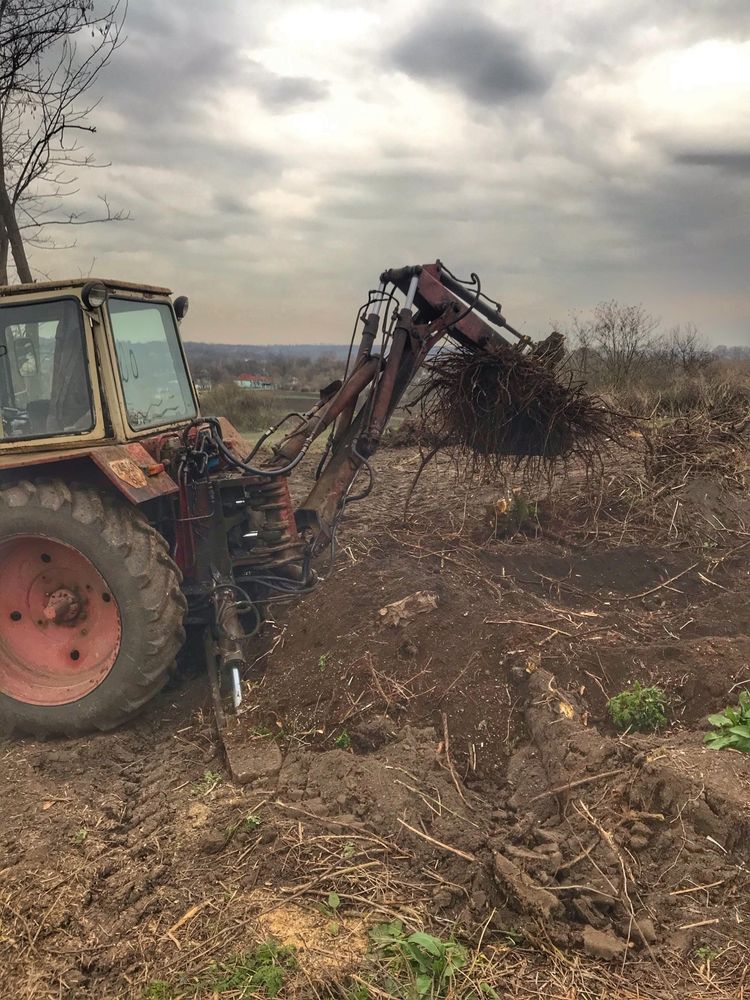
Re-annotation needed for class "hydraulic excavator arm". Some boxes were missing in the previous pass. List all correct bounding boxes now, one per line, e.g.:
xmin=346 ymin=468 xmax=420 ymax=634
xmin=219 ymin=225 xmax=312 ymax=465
xmin=265 ymin=261 xmax=533 ymax=546
xmin=193 ymin=261 xmax=558 ymax=761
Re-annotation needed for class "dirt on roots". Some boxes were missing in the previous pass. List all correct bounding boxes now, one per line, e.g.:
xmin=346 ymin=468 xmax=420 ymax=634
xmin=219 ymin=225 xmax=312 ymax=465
xmin=2 ymin=437 xmax=750 ymax=999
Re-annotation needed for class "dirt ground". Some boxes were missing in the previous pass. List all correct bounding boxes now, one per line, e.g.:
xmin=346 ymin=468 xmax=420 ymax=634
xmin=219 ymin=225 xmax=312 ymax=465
xmin=2 ymin=440 xmax=750 ymax=999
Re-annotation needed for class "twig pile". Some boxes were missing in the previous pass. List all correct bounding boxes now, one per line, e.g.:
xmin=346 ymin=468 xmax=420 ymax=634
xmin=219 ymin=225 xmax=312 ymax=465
xmin=416 ymin=344 xmax=623 ymax=474
xmin=645 ymin=411 xmax=750 ymax=490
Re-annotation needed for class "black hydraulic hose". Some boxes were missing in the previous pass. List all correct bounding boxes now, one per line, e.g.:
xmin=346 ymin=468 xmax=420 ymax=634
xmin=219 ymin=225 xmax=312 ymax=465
xmin=207 ymin=583 xmax=263 ymax=640
xmin=444 ymin=272 xmax=481 ymax=330
xmin=347 ymin=441 xmax=375 ymax=503
xmin=204 ymin=416 xmax=313 ymax=478
xmin=246 ymin=411 xmax=308 ymax=463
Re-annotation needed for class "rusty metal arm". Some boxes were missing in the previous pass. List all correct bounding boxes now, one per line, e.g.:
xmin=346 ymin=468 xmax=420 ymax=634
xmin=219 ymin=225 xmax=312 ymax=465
xmin=264 ymin=356 xmax=380 ymax=470
xmin=385 ymin=262 xmax=532 ymax=351
xmin=295 ymin=261 xmax=534 ymax=546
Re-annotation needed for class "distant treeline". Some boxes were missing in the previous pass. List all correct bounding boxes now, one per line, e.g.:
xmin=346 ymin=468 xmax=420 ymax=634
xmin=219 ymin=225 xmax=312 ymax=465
xmin=184 ymin=341 xmax=352 ymax=391
xmin=185 ymin=322 xmax=750 ymax=396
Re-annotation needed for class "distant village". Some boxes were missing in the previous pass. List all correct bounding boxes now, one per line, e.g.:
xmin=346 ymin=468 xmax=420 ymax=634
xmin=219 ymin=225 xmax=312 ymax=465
xmin=186 ymin=341 xmax=350 ymax=396
xmin=193 ymin=372 xmax=283 ymax=393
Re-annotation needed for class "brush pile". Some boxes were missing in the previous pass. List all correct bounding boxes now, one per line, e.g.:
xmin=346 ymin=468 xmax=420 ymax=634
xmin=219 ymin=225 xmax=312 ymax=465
xmin=416 ymin=343 xmax=622 ymax=473
xmin=645 ymin=410 xmax=750 ymax=491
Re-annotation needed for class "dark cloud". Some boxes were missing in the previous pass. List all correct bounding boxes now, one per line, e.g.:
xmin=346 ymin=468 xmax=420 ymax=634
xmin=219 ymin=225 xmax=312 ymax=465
xmin=103 ymin=3 xmax=247 ymax=126
xmin=388 ymin=6 xmax=550 ymax=104
xmin=673 ymin=149 xmax=750 ymax=175
xmin=245 ymin=62 xmax=329 ymax=109
xmin=36 ymin=0 xmax=749 ymax=348
xmin=213 ymin=193 xmax=256 ymax=215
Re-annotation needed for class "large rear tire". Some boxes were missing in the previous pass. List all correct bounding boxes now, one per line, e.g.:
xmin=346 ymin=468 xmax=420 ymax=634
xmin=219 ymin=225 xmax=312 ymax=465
xmin=0 ymin=479 xmax=186 ymax=737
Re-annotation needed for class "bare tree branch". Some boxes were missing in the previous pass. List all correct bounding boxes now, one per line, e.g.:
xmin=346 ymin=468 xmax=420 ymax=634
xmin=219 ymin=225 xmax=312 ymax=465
xmin=0 ymin=0 xmax=128 ymax=283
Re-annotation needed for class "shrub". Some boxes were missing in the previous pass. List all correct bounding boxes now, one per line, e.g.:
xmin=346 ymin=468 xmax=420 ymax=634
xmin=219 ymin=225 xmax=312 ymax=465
xmin=607 ymin=682 xmax=667 ymax=732
xmin=200 ymin=381 xmax=287 ymax=432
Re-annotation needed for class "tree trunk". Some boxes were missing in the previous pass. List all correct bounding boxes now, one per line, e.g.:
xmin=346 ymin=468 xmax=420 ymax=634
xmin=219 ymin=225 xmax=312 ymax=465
xmin=0 ymin=217 xmax=8 ymax=285
xmin=0 ymin=185 xmax=32 ymax=283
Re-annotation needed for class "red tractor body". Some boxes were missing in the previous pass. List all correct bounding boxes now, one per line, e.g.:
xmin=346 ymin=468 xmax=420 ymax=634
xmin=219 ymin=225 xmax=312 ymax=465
xmin=0 ymin=264 xmax=536 ymax=745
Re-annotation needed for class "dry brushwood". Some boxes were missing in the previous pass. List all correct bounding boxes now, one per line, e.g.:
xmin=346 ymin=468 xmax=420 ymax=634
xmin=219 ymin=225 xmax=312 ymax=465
xmin=414 ymin=343 xmax=625 ymax=476
xmin=644 ymin=411 xmax=750 ymax=491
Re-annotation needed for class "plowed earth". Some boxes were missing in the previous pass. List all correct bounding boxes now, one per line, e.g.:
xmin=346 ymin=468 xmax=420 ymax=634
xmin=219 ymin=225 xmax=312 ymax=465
xmin=2 ymin=444 xmax=750 ymax=999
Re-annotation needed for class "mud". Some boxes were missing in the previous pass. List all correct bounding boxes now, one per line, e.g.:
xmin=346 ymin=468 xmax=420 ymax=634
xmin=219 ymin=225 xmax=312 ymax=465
xmin=2 ymin=444 xmax=750 ymax=997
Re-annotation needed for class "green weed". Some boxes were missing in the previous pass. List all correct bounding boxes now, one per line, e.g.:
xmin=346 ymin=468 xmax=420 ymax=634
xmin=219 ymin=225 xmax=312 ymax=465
xmin=705 ymin=690 xmax=750 ymax=752
xmin=319 ymin=653 xmax=330 ymax=671
xmin=143 ymin=983 xmax=174 ymax=1000
xmin=72 ymin=827 xmax=88 ymax=845
xmin=226 ymin=812 xmax=263 ymax=840
xmin=607 ymin=682 xmax=667 ymax=732
xmin=192 ymin=770 xmax=223 ymax=796
xmin=341 ymin=988 xmax=370 ymax=1000
xmin=204 ymin=940 xmax=297 ymax=997
xmin=367 ymin=920 xmax=467 ymax=998
xmin=318 ymin=891 xmax=341 ymax=918
xmin=334 ymin=730 xmax=352 ymax=750
xmin=695 ymin=945 xmax=720 ymax=964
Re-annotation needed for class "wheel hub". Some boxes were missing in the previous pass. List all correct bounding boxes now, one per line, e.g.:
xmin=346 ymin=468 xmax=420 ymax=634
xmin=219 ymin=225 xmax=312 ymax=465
xmin=43 ymin=589 xmax=81 ymax=624
xmin=0 ymin=535 xmax=122 ymax=706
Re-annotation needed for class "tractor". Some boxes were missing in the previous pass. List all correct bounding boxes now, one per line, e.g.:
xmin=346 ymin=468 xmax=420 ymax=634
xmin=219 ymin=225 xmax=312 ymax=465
xmin=0 ymin=264 xmax=540 ymax=741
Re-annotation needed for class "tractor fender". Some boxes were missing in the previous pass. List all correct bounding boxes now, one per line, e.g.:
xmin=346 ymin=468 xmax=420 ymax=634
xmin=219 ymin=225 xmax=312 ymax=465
xmin=0 ymin=443 xmax=179 ymax=505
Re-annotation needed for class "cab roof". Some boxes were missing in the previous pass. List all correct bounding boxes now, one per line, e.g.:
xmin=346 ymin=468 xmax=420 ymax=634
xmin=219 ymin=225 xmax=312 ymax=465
xmin=0 ymin=277 xmax=172 ymax=298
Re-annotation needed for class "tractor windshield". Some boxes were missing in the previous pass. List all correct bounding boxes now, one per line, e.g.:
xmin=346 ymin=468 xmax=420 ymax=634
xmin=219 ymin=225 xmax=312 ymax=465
xmin=0 ymin=298 xmax=94 ymax=441
xmin=108 ymin=298 xmax=197 ymax=430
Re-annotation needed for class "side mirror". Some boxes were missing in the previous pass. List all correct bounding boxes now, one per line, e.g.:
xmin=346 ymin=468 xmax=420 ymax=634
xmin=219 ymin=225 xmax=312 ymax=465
xmin=174 ymin=295 xmax=189 ymax=321
xmin=13 ymin=336 xmax=38 ymax=377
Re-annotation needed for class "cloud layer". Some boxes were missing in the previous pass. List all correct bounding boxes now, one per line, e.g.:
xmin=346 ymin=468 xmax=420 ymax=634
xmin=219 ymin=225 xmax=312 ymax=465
xmin=39 ymin=0 xmax=750 ymax=346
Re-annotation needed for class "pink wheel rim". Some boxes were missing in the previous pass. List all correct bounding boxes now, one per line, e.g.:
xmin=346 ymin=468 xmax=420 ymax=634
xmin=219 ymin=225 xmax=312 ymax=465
xmin=0 ymin=535 xmax=122 ymax=706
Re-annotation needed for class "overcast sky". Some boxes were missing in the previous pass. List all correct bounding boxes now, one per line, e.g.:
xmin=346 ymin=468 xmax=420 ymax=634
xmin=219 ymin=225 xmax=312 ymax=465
xmin=61 ymin=0 xmax=750 ymax=346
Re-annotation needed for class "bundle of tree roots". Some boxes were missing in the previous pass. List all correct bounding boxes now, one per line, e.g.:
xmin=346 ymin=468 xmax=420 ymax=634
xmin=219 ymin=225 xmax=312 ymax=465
xmin=416 ymin=343 xmax=621 ymax=474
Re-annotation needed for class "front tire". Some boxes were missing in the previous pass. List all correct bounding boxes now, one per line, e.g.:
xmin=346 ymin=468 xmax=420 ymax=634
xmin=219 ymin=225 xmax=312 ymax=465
xmin=0 ymin=480 xmax=186 ymax=737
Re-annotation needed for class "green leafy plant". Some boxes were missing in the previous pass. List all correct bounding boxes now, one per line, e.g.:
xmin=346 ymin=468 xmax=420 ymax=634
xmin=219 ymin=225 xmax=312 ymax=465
xmin=204 ymin=940 xmax=297 ymax=997
xmin=695 ymin=945 xmax=720 ymax=964
xmin=192 ymin=770 xmax=222 ymax=796
xmin=319 ymin=890 xmax=341 ymax=919
xmin=73 ymin=827 xmax=88 ymax=845
xmin=503 ymin=928 xmax=525 ymax=947
xmin=318 ymin=653 xmax=330 ymax=671
xmin=368 ymin=920 xmax=466 ymax=998
xmin=338 ymin=988 xmax=370 ymax=1000
xmin=607 ymin=682 xmax=667 ymax=732
xmin=143 ymin=982 xmax=174 ymax=1000
xmin=705 ymin=690 xmax=750 ymax=752
xmin=334 ymin=730 xmax=352 ymax=750
xmin=226 ymin=812 xmax=262 ymax=840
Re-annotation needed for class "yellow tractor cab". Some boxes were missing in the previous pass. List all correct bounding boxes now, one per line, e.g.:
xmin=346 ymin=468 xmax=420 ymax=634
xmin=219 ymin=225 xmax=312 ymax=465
xmin=0 ymin=279 xmax=196 ymax=455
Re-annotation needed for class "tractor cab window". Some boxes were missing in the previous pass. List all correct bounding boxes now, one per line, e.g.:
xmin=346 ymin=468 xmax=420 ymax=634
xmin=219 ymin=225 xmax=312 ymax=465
xmin=0 ymin=299 xmax=94 ymax=441
xmin=109 ymin=298 xmax=197 ymax=430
